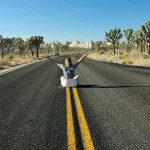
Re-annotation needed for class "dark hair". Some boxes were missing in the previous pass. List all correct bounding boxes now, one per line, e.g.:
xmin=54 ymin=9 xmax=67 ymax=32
xmin=65 ymin=57 xmax=72 ymax=65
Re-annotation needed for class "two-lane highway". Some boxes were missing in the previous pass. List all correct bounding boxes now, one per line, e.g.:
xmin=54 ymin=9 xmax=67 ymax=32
xmin=0 ymin=56 xmax=150 ymax=150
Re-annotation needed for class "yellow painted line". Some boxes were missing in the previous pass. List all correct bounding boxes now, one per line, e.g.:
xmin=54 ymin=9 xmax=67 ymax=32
xmin=66 ymin=87 xmax=76 ymax=150
xmin=72 ymin=87 xmax=94 ymax=150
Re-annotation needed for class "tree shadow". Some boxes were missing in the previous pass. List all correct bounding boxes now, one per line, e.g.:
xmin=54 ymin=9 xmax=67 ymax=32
xmin=77 ymin=84 xmax=150 ymax=88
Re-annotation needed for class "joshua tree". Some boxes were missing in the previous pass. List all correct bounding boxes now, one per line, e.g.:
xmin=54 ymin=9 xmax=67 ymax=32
xmin=95 ymin=41 xmax=102 ymax=51
xmin=15 ymin=38 xmax=26 ymax=57
xmin=27 ymin=38 xmax=35 ymax=56
xmin=62 ymin=44 xmax=69 ymax=52
xmin=120 ymin=41 xmax=126 ymax=51
xmin=105 ymin=28 xmax=123 ymax=54
xmin=0 ymin=36 xmax=14 ymax=58
xmin=0 ymin=35 xmax=5 ymax=58
xmin=53 ymin=42 xmax=62 ymax=55
xmin=133 ymin=30 xmax=141 ymax=51
xmin=28 ymin=36 xmax=44 ymax=58
xmin=139 ymin=27 xmax=146 ymax=53
xmin=4 ymin=38 xmax=14 ymax=54
xmin=124 ymin=29 xmax=134 ymax=52
xmin=145 ymin=21 xmax=150 ymax=54
xmin=141 ymin=21 xmax=150 ymax=54
xmin=66 ymin=41 xmax=71 ymax=46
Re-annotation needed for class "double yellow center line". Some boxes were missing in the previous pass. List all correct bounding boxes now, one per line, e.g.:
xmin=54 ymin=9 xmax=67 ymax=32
xmin=66 ymin=87 xmax=94 ymax=150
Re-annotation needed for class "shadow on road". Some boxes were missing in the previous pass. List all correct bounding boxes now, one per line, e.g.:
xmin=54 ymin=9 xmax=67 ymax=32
xmin=77 ymin=84 xmax=150 ymax=88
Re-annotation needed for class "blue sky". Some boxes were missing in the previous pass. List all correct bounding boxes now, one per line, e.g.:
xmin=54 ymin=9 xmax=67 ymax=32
xmin=0 ymin=0 xmax=150 ymax=43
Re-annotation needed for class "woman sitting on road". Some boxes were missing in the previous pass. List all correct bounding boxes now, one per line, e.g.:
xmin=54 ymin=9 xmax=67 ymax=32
xmin=50 ymin=52 xmax=90 ymax=86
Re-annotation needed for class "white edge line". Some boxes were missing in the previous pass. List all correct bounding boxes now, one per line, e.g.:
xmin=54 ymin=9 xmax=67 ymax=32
xmin=0 ymin=58 xmax=48 ymax=76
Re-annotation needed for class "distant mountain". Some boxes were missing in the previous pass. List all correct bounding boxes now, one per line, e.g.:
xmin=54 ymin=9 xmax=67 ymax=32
xmin=48 ymin=40 xmax=94 ymax=49
xmin=69 ymin=41 xmax=94 ymax=48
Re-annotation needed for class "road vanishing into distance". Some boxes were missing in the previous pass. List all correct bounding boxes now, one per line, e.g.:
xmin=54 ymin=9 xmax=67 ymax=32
xmin=0 ymin=56 xmax=150 ymax=150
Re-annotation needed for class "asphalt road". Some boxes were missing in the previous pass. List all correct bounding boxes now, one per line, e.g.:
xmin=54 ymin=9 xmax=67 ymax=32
xmin=0 ymin=56 xmax=150 ymax=150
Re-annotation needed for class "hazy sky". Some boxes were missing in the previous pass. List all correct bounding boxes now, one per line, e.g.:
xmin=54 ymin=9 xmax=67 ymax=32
xmin=0 ymin=0 xmax=150 ymax=43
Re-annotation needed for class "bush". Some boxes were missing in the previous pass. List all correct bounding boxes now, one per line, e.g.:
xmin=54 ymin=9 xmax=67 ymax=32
xmin=121 ymin=53 xmax=128 ymax=59
xmin=96 ymin=50 xmax=103 ymax=55
xmin=109 ymin=60 xmax=114 ymax=63
xmin=143 ymin=53 xmax=149 ymax=59
xmin=0 ymin=58 xmax=11 ymax=66
xmin=9 ymin=54 xmax=15 ymax=61
xmin=128 ymin=60 xmax=133 ymax=65
xmin=100 ymin=58 xmax=107 ymax=63
xmin=122 ymin=60 xmax=127 ymax=65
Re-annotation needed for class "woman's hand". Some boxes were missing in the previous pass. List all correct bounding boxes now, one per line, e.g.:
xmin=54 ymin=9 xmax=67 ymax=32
xmin=49 ymin=57 xmax=62 ymax=68
xmin=84 ymin=52 xmax=91 ymax=56
xmin=82 ymin=52 xmax=90 ymax=57
xmin=76 ymin=52 xmax=91 ymax=65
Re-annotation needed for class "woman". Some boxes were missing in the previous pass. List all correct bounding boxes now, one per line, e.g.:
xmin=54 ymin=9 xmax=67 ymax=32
xmin=50 ymin=52 xmax=90 ymax=86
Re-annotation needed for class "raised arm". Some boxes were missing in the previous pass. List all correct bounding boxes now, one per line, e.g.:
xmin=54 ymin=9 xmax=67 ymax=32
xmin=75 ymin=52 xmax=90 ymax=66
xmin=49 ymin=58 xmax=62 ymax=68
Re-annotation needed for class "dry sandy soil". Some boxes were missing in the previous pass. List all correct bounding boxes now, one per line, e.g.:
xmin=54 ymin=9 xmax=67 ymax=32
xmin=88 ymin=50 xmax=150 ymax=67
xmin=0 ymin=54 xmax=50 ymax=70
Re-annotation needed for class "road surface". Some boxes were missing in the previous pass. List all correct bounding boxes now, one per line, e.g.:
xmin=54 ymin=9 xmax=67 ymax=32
xmin=0 ymin=56 xmax=150 ymax=150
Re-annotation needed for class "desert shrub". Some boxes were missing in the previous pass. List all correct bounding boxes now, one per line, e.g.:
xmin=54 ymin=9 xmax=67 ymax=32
xmin=143 ymin=53 xmax=149 ymax=59
xmin=96 ymin=50 xmax=103 ymax=55
xmin=32 ymin=55 xmax=39 ymax=60
xmin=121 ymin=53 xmax=128 ymax=59
xmin=119 ymin=51 xmax=124 ymax=55
xmin=0 ymin=58 xmax=11 ymax=66
xmin=9 ymin=54 xmax=15 ymax=61
xmin=122 ymin=60 xmax=127 ymax=65
xmin=100 ymin=58 xmax=107 ymax=62
xmin=109 ymin=60 xmax=114 ymax=63
xmin=128 ymin=60 xmax=133 ymax=64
